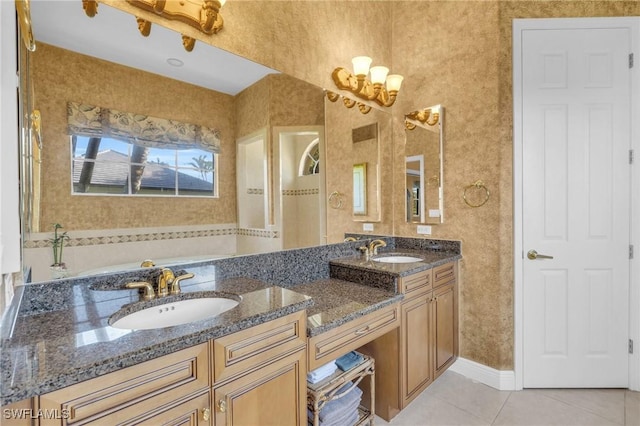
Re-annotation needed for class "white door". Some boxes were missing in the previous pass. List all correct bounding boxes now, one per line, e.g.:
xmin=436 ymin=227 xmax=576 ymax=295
xmin=521 ymin=26 xmax=631 ymax=387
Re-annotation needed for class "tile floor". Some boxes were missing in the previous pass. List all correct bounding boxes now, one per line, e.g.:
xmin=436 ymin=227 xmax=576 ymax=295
xmin=374 ymin=371 xmax=640 ymax=426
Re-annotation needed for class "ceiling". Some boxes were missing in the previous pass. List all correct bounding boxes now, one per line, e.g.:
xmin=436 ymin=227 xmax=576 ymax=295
xmin=29 ymin=0 xmax=279 ymax=95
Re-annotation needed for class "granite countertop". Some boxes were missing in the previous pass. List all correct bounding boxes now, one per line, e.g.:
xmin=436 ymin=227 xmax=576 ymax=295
xmin=329 ymin=249 xmax=462 ymax=293
xmin=292 ymin=279 xmax=403 ymax=337
xmin=330 ymin=248 xmax=461 ymax=277
xmin=0 ymin=244 xmax=460 ymax=406
xmin=0 ymin=277 xmax=312 ymax=406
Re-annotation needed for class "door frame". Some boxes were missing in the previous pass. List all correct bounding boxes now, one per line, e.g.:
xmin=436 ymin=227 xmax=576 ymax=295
xmin=513 ymin=17 xmax=640 ymax=391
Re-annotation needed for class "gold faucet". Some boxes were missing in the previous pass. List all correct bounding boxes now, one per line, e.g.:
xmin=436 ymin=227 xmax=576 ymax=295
xmin=125 ymin=281 xmax=155 ymax=300
xmin=170 ymin=272 xmax=195 ymax=295
xmin=157 ymin=268 xmax=174 ymax=298
xmin=140 ymin=259 xmax=155 ymax=267
xmin=369 ymin=239 xmax=387 ymax=255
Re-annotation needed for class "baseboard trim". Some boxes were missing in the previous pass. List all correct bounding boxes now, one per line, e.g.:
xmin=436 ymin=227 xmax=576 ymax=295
xmin=449 ymin=357 xmax=516 ymax=391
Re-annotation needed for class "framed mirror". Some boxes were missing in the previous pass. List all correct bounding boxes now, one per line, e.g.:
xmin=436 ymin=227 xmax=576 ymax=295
xmin=404 ymin=105 xmax=444 ymax=224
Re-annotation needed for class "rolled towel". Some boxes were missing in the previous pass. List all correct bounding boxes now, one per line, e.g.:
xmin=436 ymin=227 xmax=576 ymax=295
xmin=335 ymin=351 xmax=364 ymax=371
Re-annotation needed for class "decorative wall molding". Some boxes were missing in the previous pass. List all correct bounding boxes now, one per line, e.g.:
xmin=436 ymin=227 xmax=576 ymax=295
xmin=246 ymin=188 xmax=264 ymax=195
xmin=23 ymin=225 xmax=282 ymax=249
xmin=282 ymin=188 xmax=319 ymax=196
xmin=236 ymin=228 xmax=279 ymax=238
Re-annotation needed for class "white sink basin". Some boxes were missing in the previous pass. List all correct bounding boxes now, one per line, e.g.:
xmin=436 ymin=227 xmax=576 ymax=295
xmin=110 ymin=297 xmax=239 ymax=330
xmin=372 ymin=255 xmax=423 ymax=264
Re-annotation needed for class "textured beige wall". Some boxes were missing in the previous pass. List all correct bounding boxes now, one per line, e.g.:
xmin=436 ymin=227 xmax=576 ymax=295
xmin=392 ymin=1 xmax=640 ymax=370
xmin=32 ymin=43 xmax=236 ymax=232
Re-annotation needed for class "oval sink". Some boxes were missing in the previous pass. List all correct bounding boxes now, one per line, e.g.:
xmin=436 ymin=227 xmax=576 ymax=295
xmin=372 ymin=255 xmax=423 ymax=264
xmin=110 ymin=297 xmax=239 ymax=330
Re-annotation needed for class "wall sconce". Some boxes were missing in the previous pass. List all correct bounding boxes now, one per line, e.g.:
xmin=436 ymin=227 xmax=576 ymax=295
xmin=405 ymin=107 xmax=440 ymax=130
xmin=325 ymin=90 xmax=374 ymax=115
xmin=81 ymin=0 xmax=226 ymax=52
xmin=332 ymin=56 xmax=403 ymax=108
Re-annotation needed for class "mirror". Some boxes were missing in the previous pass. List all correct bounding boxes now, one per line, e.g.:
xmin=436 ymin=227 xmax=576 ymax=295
xmin=325 ymin=96 xmax=387 ymax=230
xmin=19 ymin=1 xmax=380 ymax=282
xmin=404 ymin=105 xmax=444 ymax=224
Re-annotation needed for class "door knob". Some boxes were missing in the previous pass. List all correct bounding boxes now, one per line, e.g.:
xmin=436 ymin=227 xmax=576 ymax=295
xmin=527 ymin=250 xmax=553 ymax=260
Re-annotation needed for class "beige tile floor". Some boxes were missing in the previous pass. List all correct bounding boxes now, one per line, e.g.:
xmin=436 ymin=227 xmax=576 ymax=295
xmin=375 ymin=371 xmax=640 ymax=426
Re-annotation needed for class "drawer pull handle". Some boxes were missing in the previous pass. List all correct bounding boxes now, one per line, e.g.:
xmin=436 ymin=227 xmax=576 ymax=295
xmin=202 ymin=407 xmax=211 ymax=420
xmin=355 ymin=325 xmax=370 ymax=335
xmin=218 ymin=399 xmax=227 ymax=413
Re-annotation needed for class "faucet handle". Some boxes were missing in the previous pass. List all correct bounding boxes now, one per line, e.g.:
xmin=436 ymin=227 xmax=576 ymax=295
xmin=358 ymin=246 xmax=370 ymax=259
xmin=171 ymin=272 xmax=195 ymax=295
xmin=140 ymin=259 xmax=155 ymax=267
xmin=125 ymin=281 xmax=155 ymax=300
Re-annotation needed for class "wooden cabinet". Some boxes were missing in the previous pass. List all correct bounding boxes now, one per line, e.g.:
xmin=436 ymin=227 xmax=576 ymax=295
xmin=401 ymin=291 xmax=433 ymax=403
xmin=432 ymin=262 xmax=458 ymax=378
xmin=1 ymin=398 xmax=38 ymax=426
xmin=213 ymin=349 xmax=306 ymax=426
xmin=39 ymin=343 xmax=211 ymax=425
xmin=358 ymin=261 xmax=458 ymax=421
xmin=433 ymin=282 xmax=456 ymax=377
xmin=212 ymin=310 xmax=307 ymax=426
xmin=36 ymin=310 xmax=308 ymax=426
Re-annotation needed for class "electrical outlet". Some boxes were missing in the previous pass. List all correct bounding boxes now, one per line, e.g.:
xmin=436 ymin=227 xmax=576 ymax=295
xmin=363 ymin=223 xmax=374 ymax=231
xmin=417 ymin=225 xmax=432 ymax=235
xmin=429 ymin=209 xmax=441 ymax=218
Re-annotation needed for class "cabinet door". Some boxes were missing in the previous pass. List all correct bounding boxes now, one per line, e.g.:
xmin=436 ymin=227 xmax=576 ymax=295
xmin=433 ymin=283 xmax=457 ymax=377
xmin=401 ymin=292 xmax=433 ymax=405
xmin=133 ymin=390 xmax=211 ymax=426
xmin=213 ymin=349 xmax=306 ymax=426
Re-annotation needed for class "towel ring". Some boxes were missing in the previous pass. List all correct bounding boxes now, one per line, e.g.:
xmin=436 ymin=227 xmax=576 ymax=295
xmin=328 ymin=191 xmax=344 ymax=209
xmin=463 ymin=180 xmax=490 ymax=208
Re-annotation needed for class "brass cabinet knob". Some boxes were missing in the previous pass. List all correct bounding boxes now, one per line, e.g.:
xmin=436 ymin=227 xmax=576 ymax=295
xmin=202 ymin=407 xmax=211 ymax=421
xmin=217 ymin=399 xmax=227 ymax=413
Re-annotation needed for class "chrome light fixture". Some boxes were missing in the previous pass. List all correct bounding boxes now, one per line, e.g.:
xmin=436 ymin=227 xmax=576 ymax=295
xmin=332 ymin=56 xmax=403 ymax=108
xmin=82 ymin=0 xmax=227 ymax=52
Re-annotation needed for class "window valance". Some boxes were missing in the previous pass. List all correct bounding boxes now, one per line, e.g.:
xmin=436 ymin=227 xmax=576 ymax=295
xmin=66 ymin=101 xmax=221 ymax=152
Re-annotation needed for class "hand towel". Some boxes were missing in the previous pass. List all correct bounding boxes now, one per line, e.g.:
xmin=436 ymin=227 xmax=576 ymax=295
xmin=335 ymin=351 xmax=364 ymax=371
xmin=307 ymin=360 xmax=338 ymax=384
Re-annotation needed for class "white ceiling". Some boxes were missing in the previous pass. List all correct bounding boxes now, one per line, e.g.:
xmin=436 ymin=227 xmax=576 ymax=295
xmin=29 ymin=0 xmax=279 ymax=95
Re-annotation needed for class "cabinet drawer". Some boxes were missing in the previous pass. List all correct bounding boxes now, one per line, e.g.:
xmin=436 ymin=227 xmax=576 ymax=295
xmin=213 ymin=310 xmax=306 ymax=384
xmin=307 ymin=303 xmax=399 ymax=371
xmin=433 ymin=262 xmax=456 ymax=288
xmin=39 ymin=343 xmax=209 ymax=425
xmin=399 ymin=269 xmax=432 ymax=296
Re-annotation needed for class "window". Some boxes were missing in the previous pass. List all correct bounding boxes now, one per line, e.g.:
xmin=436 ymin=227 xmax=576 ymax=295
xmin=71 ymin=136 xmax=217 ymax=197
xmin=66 ymin=101 xmax=221 ymax=198
xmin=299 ymin=138 xmax=320 ymax=176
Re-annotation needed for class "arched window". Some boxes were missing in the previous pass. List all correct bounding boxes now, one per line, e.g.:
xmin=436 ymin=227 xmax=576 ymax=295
xmin=299 ymin=138 xmax=320 ymax=176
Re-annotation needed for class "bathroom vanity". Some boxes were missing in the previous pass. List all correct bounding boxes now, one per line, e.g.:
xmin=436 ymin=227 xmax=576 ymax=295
xmin=1 ymin=237 xmax=460 ymax=425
